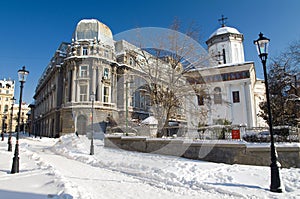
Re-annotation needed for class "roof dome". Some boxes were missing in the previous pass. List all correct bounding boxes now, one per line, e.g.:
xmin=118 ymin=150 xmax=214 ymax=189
xmin=73 ymin=19 xmax=113 ymax=42
xmin=208 ymin=26 xmax=241 ymax=39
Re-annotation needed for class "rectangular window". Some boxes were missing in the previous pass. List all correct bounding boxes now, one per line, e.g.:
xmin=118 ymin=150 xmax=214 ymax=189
xmin=232 ymin=91 xmax=240 ymax=103
xmin=4 ymin=105 xmax=8 ymax=112
xmin=197 ymin=95 xmax=204 ymax=106
xmin=79 ymin=85 xmax=87 ymax=101
xmin=80 ymin=66 xmax=88 ymax=77
xmin=104 ymin=50 xmax=109 ymax=58
xmin=140 ymin=92 xmax=145 ymax=108
xmin=103 ymin=86 xmax=109 ymax=102
xmin=214 ymin=87 xmax=222 ymax=104
xmin=103 ymin=68 xmax=109 ymax=79
xmin=82 ymin=46 xmax=88 ymax=55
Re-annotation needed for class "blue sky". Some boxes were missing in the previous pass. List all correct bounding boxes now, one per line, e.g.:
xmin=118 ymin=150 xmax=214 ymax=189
xmin=0 ymin=0 xmax=299 ymax=103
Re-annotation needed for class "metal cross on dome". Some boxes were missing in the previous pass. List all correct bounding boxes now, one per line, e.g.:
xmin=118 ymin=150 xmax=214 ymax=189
xmin=218 ymin=15 xmax=228 ymax=27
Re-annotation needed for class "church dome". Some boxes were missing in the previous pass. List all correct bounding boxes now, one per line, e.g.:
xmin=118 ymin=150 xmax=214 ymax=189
xmin=208 ymin=26 xmax=241 ymax=39
xmin=72 ymin=19 xmax=113 ymax=42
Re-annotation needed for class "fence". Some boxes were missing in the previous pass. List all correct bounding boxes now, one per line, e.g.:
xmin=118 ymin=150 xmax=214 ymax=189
xmin=106 ymin=123 xmax=300 ymax=142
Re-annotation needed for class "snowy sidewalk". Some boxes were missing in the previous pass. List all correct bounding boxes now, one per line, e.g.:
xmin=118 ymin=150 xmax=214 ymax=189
xmin=1 ymin=134 xmax=300 ymax=199
xmin=0 ymin=137 xmax=63 ymax=199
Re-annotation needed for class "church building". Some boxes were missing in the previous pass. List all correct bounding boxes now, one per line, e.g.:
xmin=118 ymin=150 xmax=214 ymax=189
xmin=187 ymin=19 xmax=266 ymax=128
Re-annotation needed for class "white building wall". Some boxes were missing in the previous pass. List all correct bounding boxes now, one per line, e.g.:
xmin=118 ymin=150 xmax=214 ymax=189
xmin=200 ymin=77 xmax=256 ymax=127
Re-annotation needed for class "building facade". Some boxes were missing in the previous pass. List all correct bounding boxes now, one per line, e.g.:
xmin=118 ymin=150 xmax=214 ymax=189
xmin=0 ymin=79 xmax=15 ymax=133
xmin=187 ymin=25 xmax=266 ymax=128
xmin=32 ymin=18 xmax=266 ymax=138
xmin=33 ymin=19 xmax=155 ymax=137
xmin=0 ymin=79 xmax=30 ymax=133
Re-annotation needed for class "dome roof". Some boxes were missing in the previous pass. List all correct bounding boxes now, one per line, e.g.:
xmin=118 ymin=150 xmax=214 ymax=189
xmin=73 ymin=19 xmax=113 ymax=42
xmin=208 ymin=26 xmax=241 ymax=39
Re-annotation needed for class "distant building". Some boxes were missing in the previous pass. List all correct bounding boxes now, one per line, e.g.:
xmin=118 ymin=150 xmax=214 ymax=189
xmin=0 ymin=79 xmax=30 ymax=132
xmin=0 ymin=79 xmax=15 ymax=132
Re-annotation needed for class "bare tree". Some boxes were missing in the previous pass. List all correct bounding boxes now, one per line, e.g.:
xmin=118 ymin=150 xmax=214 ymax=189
xmin=119 ymin=20 xmax=210 ymax=137
xmin=258 ymin=39 xmax=300 ymax=126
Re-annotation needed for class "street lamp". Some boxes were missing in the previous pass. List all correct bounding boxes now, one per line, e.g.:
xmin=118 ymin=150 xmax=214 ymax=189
xmin=11 ymin=66 xmax=29 ymax=174
xmin=125 ymin=75 xmax=134 ymax=136
xmin=254 ymin=33 xmax=282 ymax=193
xmin=8 ymin=97 xmax=15 ymax=151
xmin=90 ymin=91 xmax=95 ymax=155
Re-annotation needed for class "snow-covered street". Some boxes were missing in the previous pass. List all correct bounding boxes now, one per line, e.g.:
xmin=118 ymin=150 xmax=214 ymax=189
xmin=0 ymin=134 xmax=300 ymax=199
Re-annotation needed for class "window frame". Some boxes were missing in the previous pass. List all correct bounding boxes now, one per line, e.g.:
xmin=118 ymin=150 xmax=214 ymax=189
xmin=79 ymin=65 xmax=88 ymax=77
xmin=103 ymin=86 xmax=110 ymax=103
xmin=82 ymin=46 xmax=88 ymax=56
xmin=79 ymin=85 xmax=88 ymax=102
xmin=232 ymin=91 xmax=240 ymax=103
xmin=213 ymin=87 xmax=222 ymax=104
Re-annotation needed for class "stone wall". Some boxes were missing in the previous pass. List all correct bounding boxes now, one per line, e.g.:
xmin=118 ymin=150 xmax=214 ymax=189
xmin=104 ymin=135 xmax=300 ymax=168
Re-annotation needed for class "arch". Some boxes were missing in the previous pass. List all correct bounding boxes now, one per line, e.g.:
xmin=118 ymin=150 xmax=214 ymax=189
xmin=77 ymin=115 xmax=87 ymax=135
xmin=129 ymin=57 xmax=134 ymax=66
xmin=214 ymin=87 xmax=222 ymax=104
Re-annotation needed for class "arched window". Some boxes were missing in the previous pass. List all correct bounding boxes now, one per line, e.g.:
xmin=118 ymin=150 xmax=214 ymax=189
xmin=214 ymin=87 xmax=222 ymax=104
xmin=129 ymin=57 xmax=134 ymax=66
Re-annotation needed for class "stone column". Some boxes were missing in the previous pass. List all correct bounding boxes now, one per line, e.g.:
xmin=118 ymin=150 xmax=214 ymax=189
xmin=243 ymin=82 xmax=253 ymax=127
xmin=72 ymin=65 xmax=77 ymax=102
xmin=92 ymin=65 xmax=96 ymax=95
xmin=228 ymin=84 xmax=233 ymax=122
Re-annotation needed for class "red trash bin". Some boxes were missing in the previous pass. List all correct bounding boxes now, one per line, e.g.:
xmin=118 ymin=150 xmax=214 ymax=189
xmin=232 ymin=129 xmax=240 ymax=139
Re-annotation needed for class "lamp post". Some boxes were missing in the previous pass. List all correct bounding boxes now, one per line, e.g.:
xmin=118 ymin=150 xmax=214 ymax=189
xmin=8 ymin=97 xmax=15 ymax=151
xmin=125 ymin=75 xmax=134 ymax=136
xmin=11 ymin=66 xmax=29 ymax=174
xmin=254 ymin=33 xmax=282 ymax=192
xmin=125 ymin=80 xmax=129 ymax=136
xmin=1 ymin=112 xmax=7 ymax=141
xmin=90 ymin=92 xmax=95 ymax=155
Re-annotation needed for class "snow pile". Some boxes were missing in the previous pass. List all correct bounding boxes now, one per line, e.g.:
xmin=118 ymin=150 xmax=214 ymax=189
xmin=1 ymin=134 xmax=300 ymax=198
xmin=49 ymin=134 xmax=300 ymax=198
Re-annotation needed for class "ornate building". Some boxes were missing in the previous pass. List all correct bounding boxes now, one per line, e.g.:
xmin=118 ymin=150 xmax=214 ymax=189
xmin=32 ymin=18 xmax=266 ymax=138
xmin=32 ymin=19 xmax=156 ymax=137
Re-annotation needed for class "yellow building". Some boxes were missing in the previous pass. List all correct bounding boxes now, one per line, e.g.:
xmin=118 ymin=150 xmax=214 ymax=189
xmin=0 ymin=79 xmax=15 ymax=132
xmin=0 ymin=79 xmax=30 ymax=133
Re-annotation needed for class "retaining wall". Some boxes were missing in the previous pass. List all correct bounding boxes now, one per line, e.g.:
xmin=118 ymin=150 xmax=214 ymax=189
xmin=104 ymin=135 xmax=300 ymax=168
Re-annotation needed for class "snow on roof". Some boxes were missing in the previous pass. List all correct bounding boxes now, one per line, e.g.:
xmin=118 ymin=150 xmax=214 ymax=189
xmin=209 ymin=26 xmax=241 ymax=39
xmin=141 ymin=116 xmax=158 ymax=125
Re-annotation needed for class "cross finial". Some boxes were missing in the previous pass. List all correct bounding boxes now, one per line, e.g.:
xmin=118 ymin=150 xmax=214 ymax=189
xmin=218 ymin=15 xmax=228 ymax=27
